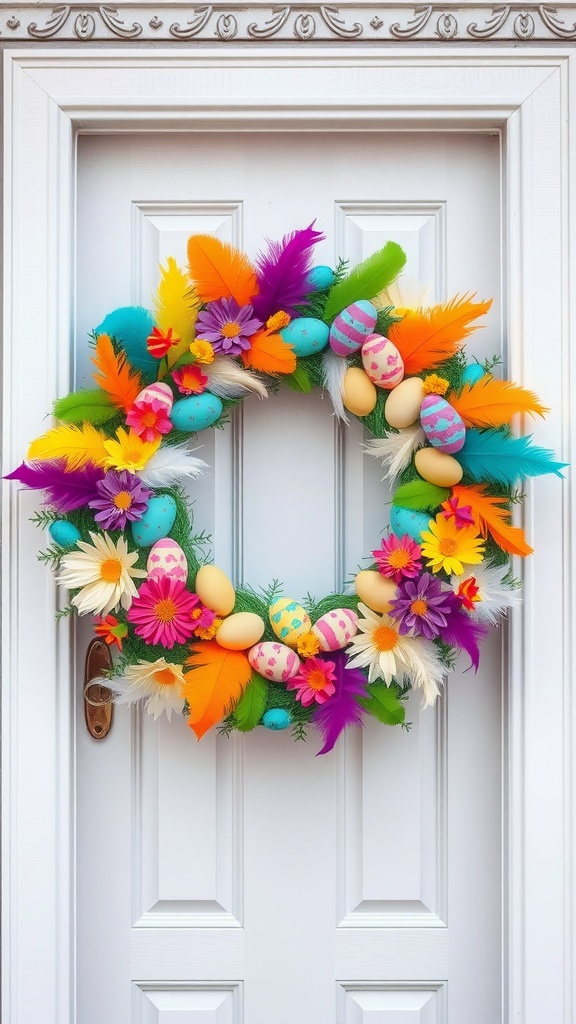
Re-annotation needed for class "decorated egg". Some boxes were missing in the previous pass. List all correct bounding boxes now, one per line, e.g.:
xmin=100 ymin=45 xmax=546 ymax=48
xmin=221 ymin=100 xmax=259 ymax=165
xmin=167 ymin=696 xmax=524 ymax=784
xmin=49 ymin=520 xmax=81 ymax=549
xmin=216 ymin=612 xmax=265 ymax=651
xmin=385 ymin=377 xmax=425 ymax=429
xmin=307 ymin=265 xmax=335 ymax=291
xmin=248 ymin=641 xmax=301 ymax=682
xmin=194 ymin=565 xmax=236 ymax=616
xmin=329 ymin=300 xmax=378 ymax=356
xmin=415 ymin=447 xmax=463 ymax=487
xmin=146 ymin=538 xmax=187 ymax=583
xmin=361 ymin=334 xmax=404 ymax=389
xmin=171 ymin=391 xmax=223 ymax=432
xmin=420 ymin=394 xmax=466 ymax=454
xmin=269 ymin=598 xmax=311 ymax=646
xmin=354 ymin=570 xmax=397 ymax=613
xmin=312 ymin=608 xmax=358 ymax=651
xmin=462 ymin=363 xmax=486 ymax=385
xmin=390 ymin=505 xmax=432 ymax=542
xmin=342 ymin=367 xmax=377 ymax=417
xmin=133 ymin=381 xmax=173 ymax=414
xmin=131 ymin=494 xmax=177 ymax=548
xmin=280 ymin=318 xmax=329 ymax=357
xmin=263 ymin=708 xmax=292 ymax=730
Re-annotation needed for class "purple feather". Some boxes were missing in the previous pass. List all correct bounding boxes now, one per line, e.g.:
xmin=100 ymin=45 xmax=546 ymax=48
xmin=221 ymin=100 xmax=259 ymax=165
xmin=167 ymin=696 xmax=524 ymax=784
xmin=311 ymin=649 xmax=368 ymax=756
xmin=442 ymin=596 xmax=489 ymax=671
xmin=252 ymin=222 xmax=325 ymax=322
xmin=6 ymin=460 xmax=105 ymax=512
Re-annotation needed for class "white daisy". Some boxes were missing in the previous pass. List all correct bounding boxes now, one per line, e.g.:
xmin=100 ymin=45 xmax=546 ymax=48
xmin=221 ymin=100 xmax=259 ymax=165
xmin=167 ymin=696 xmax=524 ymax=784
xmin=451 ymin=562 xmax=521 ymax=625
xmin=57 ymin=530 xmax=146 ymax=617
xmin=110 ymin=658 xmax=186 ymax=721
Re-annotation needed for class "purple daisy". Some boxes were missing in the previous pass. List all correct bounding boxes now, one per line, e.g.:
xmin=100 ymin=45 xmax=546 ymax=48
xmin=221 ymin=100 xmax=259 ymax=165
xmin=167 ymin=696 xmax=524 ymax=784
xmin=389 ymin=572 xmax=453 ymax=640
xmin=88 ymin=469 xmax=153 ymax=530
xmin=195 ymin=297 xmax=263 ymax=356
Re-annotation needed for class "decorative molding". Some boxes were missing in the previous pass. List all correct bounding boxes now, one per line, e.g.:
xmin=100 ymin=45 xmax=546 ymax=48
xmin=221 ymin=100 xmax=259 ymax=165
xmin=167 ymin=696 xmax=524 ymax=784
xmin=3 ymin=3 xmax=576 ymax=43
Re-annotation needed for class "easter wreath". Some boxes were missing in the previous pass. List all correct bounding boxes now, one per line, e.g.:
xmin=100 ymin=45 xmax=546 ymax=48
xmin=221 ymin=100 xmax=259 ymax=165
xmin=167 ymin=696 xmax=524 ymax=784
xmin=8 ymin=225 xmax=564 ymax=754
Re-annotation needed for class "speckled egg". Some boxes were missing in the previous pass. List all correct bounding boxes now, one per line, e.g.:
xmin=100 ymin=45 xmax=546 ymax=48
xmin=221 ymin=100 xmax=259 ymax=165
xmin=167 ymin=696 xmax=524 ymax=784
xmin=49 ymin=520 xmax=81 ymax=549
xmin=462 ymin=363 xmax=486 ymax=385
xmin=307 ymin=265 xmax=335 ymax=291
xmin=361 ymin=334 xmax=404 ymax=389
xmin=342 ymin=367 xmax=377 ymax=417
xmin=263 ymin=708 xmax=292 ymax=730
xmin=216 ymin=612 xmax=265 ymax=651
xmin=134 ymin=381 xmax=173 ymax=414
xmin=354 ymin=570 xmax=397 ymax=614
xmin=385 ymin=377 xmax=425 ymax=429
xmin=248 ymin=641 xmax=301 ymax=682
xmin=329 ymin=300 xmax=378 ymax=356
xmin=269 ymin=598 xmax=311 ymax=646
xmin=280 ymin=317 xmax=329 ymax=357
xmin=146 ymin=538 xmax=188 ymax=583
xmin=171 ymin=391 xmax=223 ymax=432
xmin=414 ymin=447 xmax=463 ymax=487
xmin=131 ymin=494 xmax=177 ymax=548
xmin=420 ymin=394 xmax=466 ymax=454
xmin=194 ymin=565 xmax=236 ymax=616
xmin=390 ymin=505 xmax=433 ymax=542
xmin=312 ymin=609 xmax=358 ymax=651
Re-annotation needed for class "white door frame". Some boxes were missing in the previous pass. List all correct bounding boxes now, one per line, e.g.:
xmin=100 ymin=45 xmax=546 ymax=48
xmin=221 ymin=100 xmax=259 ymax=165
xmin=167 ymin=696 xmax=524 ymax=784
xmin=2 ymin=45 xmax=574 ymax=1024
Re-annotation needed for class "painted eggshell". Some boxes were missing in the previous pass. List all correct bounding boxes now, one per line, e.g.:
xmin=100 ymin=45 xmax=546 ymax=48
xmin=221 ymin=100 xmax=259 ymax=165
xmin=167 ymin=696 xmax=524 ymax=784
xmin=131 ymin=494 xmax=177 ymax=548
xmin=354 ymin=570 xmax=397 ymax=614
xmin=194 ymin=565 xmax=236 ymax=616
xmin=146 ymin=538 xmax=188 ymax=583
xmin=269 ymin=598 xmax=311 ymax=646
xmin=420 ymin=394 xmax=466 ymax=454
xmin=171 ymin=391 xmax=223 ymax=432
xmin=307 ymin=265 xmax=335 ymax=291
xmin=49 ymin=520 xmax=81 ymax=549
xmin=361 ymin=334 xmax=404 ymax=389
xmin=280 ymin=318 xmax=329 ymax=357
xmin=462 ymin=363 xmax=486 ymax=385
xmin=329 ymin=300 xmax=378 ymax=356
xmin=415 ymin=447 xmax=463 ymax=487
xmin=312 ymin=609 xmax=358 ymax=651
xmin=390 ymin=505 xmax=432 ymax=542
xmin=248 ymin=641 xmax=301 ymax=682
xmin=385 ymin=377 xmax=425 ymax=429
xmin=216 ymin=612 xmax=265 ymax=651
xmin=134 ymin=381 xmax=173 ymax=414
xmin=263 ymin=708 xmax=292 ymax=730
xmin=342 ymin=367 xmax=377 ymax=417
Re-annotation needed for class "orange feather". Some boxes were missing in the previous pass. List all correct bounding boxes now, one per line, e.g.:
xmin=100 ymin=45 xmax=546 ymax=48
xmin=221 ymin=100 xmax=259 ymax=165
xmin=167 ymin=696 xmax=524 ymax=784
xmin=448 ymin=376 xmax=548 ymax=428
xmin=187 ymin=235 xmax=257 ymax=306
xmin=241 ymin=330 xmax=296 ymax=375
xmin=389 ymin=294 xmax=492 ymax=375
xmin=452 ymin=484 xmax=533 ymax=557
xmin=91 ymin=334 xmax=143 ymax=411
xmin=183 ymin=642 xmax=252 ymax=740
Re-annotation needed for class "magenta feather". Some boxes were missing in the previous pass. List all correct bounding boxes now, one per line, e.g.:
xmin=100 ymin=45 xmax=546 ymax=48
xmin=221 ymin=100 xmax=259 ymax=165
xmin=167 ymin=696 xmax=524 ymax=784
xmin=6 ymin=460 xmax=105 ymax=512
xmin=443 ymin=597 xmax=489 ymax=671
xmin=311 ymin=650 xmax=368 ymax=756
xmin=251 ymin=222 xmax=325 ymax=321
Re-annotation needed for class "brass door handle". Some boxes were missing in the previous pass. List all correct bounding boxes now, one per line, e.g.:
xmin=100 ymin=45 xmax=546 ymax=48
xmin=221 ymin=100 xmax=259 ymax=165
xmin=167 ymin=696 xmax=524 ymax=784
xmin=84 ymin=638 xmax=114 ymax=739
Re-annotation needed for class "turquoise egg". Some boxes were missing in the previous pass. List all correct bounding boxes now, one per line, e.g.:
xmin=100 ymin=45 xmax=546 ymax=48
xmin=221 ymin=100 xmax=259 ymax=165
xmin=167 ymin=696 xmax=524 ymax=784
xmin=390 ymin=505 xmax=432 ymax=542
xmin=462 ymin=363 xmax=486 ymax=385
xmin=49 ymin=520 xmax=82 ymax=549
xmin=307 ymin=265 xmax=335 ymax=291
xmin=131 ymin=494 xmax=177 ymax=548
xmin=280 ymin=317 xmax=329 ymax=357
xmin=263 ymin=708 xmax=292 ymax=731
xmin=171 ymin=391 xmax=223 ymax=433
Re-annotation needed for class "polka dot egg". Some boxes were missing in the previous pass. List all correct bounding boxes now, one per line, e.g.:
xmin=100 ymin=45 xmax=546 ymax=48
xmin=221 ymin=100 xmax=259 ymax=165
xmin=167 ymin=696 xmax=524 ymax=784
xmin=248 ymin=641 xmax=301 ymax=682
xmin=361 ymin=334 xmax=404 ymax=389
xmin=312 ymin=608 xmax=358 ymax=651
xmin=146 ymin=538 xmax=188 ymax=583
xmin=268 ymin=598 xmax=311 ymax=647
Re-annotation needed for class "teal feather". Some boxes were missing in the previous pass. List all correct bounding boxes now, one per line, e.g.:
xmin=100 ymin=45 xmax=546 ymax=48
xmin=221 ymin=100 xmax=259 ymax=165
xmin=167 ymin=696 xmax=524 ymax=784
xmin=457 ymin=429 xmax=566 ymax=484
xmin=323 ymin=241 xmax=407 ymax=322
xmin=95 ymin=307 xmax=157 ymax=380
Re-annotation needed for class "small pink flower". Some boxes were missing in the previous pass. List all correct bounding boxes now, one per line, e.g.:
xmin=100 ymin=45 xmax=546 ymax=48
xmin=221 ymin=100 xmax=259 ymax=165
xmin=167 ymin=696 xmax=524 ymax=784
xmin=441 ymin=496 xmax=475 ymax=527
xmin=126 ymin=398 xmax=173 ymax=443
xmin=372 ymin=533 xmax=422 ymax=584
xmin=287 ymin=656 xmax=337 ymax=707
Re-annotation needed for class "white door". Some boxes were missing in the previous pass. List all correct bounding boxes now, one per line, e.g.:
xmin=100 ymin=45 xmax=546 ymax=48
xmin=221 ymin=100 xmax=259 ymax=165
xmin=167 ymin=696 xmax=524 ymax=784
xmin=75 ymin=130 xmax=502 ymax=1024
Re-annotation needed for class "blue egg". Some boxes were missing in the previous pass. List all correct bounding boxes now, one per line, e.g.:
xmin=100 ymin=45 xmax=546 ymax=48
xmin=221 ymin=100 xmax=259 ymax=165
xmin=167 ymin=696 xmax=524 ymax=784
xmin=131 ymin=494 xmax=177 ymax=548
xmin=462 ymin=363 xmax=486 ymax=385
xmin=390 ymin=505 xmax=432 ymax=542
xmin=171 ymin=391 xmax=223 ymax=433
xmin=307 ymin=265 xmax=335 ymax=291
xmin=280 ymin=317 xmax=329 ymax=357
xmin=263 ymin=708 xmax=292 ymax=731
xmin=49 ymin=520 xmax=82 ymax=549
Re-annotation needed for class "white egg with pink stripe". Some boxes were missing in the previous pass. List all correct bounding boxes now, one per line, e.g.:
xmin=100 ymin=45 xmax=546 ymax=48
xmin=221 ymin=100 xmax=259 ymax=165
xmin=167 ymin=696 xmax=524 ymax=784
xmin=146 ymin=538 xmax=188 ymax=583
xmin=248 ymin=641 xmax=301 ymax=683
xmin=361 ymin=334 xmax=404 ymax=389
xmin=312 ymin=608 xmax=358 ymax=651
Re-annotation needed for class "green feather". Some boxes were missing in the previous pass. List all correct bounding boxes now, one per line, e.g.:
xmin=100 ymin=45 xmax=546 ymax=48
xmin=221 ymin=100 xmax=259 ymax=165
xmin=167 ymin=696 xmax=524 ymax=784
xmin=233 ymin=674 xmax=267 ymax=731
xmin=392 ymin=479 xmax=449 ymax=511
xmin=53 ymin=388 xmax=116 ymax=426
xmin=323 ymin=242 xmax=406 ymax=322
xmin=359 ymin=682 xmax=406 ymax=726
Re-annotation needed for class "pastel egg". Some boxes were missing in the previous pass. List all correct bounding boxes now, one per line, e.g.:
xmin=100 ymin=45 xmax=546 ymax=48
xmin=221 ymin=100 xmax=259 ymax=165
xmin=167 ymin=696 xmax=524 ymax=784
xmin=390 ymin=505 xmax=432 ymax=542
xmin=462 ymin=363 xmax=486 ymax=385
xmin=171 ymin=391 xmax=223 ymax=432
xmin=216 ymin=612 xmax=265 ymax=651
xmin=354 ymin=570 xmax=397 ymax=614
xmin=131 ymin=494 xmax=177 ymax=548
xmin=342 ymin=367 xmax=377 ymax=417
xmin=134 ymin=381 xmax=173 ymax=414
xmin=307 ymin=265 xmax=335 ymax=291
xmin=194 ymin=565 xmax=236 ymax=616
xmin=312 ymin=609 xmax=358 ymax=651
xmin=269 ymin=598 xmax=311 ymax=646
xmin=420 ymin=394 xmax=466 ymax=454
xmin=49 ymin=520 xmax=82 ymax=549
xmin=280 ymin=317 xmax=329 ymax=357
xmin=263 ymin=708 xmax=292 ymax=730
xmin=361 ymin=334 xmax=404 ymax=389
xmin=329 ymin=300 xmax=378 ymax=356
xmin=248 ymin=641 xmax=301 ymax=682
xmin=385 ymin=377 xmax=425 ymax=428
xmin=146 ymin=538 xmax=188 ymax=583
xmin=415 ymin=447 xmax=463 ymax=487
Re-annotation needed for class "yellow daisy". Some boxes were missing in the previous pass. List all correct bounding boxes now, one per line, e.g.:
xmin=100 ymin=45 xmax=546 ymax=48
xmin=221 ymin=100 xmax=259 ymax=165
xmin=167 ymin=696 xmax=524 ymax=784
xmin=420 ymin=513 xmax=485 ymax=577
xmin=296 ymin=631 xmax=321 ymax=658
xmin=103 ymin=427 xmax=161 ymax=474
xmin=57 ymin=531 xmax=146 ymax=616
xmin=110 ymin=658 xmax=186 ymax=721
xmin=189 ymin=340 xmax=215 ymax=364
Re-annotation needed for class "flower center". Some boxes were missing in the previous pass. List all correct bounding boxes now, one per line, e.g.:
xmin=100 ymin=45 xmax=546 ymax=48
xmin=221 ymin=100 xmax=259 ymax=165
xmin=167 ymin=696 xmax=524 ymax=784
xmin=113 ymin=490 xmax=132 ymax=510
xmin=439 ymin=538 xmax=457 ymax=556
xmin=100 ymin=558 xmax=123 ymax=583
xmin=410 ymin=599 xmax=428 ymax=616
xmin=388 ymin=549 xmax=411 ymax=569
xmin=373 ymin=624 xmax=398 ymax=651
xmin=154 ymin=598 xmax=177 ymax=623
xmin=221 ymin=321 xmax=241 ymax=338
xmin=307 ymin=669 xmax=328 ymax=691
xmin=153 ymin=667 xmax=177 ymax=687
xmin=141 ymin=411 xmax=158 ymax=428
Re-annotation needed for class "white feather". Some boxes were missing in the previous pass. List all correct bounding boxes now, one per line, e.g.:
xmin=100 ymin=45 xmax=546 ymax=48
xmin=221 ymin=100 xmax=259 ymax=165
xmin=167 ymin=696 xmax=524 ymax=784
xmin=373 ymin=276 xmax=432 ymax=312
xmin=204 ymin=356 xmax=268 ymax=399
xmin=364 ymin=424 xmax=426 ymax=484
xmin=322 ymin=349 xmax=349 ymax=424
xmin=140 ymin=442 xmax=208 ymax=487
xmin=451 ymin=562 xmax=522 ymax=626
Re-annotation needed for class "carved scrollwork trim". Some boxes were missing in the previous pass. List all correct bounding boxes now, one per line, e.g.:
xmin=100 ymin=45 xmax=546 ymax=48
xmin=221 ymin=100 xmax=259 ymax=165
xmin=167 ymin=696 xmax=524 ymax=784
xmin=247 ymin=6 xmax=290 ymax=38
xmin=390 ymin=5 xmax=433 ymax=38
xmin=467 ymin=4 xmax=510 ymax=36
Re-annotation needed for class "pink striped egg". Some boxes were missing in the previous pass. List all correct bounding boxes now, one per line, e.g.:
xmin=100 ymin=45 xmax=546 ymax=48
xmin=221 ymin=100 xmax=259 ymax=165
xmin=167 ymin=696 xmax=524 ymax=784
xmin=248 ymin=641 xmax=301 ymax=683
xmin=312 ymin=608 xmax=358 ymax=651
xmin=419 ymin=394 xmax=466 ymax=454
xmin=146 ymin=538 xmax=188 ymax=583
xmin=361 ymin=334 xmax=404 ymax=389
xmin=134 ymin=381 xmax=174 ymax=414
xmin=329 ymin=300 xmax=378 ymax=356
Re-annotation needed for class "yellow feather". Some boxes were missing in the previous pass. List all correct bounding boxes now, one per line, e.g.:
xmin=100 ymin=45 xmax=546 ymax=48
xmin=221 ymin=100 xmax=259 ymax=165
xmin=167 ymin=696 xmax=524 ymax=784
xmin=153 ymin=257 xmax=201 ymax=372
xmin=27 ymin=423 xmax=109 ymax=471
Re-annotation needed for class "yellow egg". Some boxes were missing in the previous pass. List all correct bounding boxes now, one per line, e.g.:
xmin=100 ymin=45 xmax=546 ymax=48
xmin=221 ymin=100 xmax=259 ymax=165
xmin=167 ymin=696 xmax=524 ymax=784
xmin=342 ymin=367 xmax=377 ymax=417
xmin=194 ymin=565 xmax=236 ymax=616
xmin=354 ymin=570 xmax=397 ymax=613
xmin=385 ymin=377 xmax=425 ymax=429
xmin=216 ymin=612 xmax=265 ymax=651
xmin=269 ymin=598 xmax=311 ymax=647
xmin=415 ymin=447 xmax=463 ymax=487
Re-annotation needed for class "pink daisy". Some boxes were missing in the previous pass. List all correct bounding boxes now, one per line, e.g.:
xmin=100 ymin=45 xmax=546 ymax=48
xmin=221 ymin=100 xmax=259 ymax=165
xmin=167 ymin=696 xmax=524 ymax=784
xmin=126 ymin=397 xmax=173 ymax=443
xmin=372 ymin=533 xmax=422 ymax=584
xmin=287 ymin=656 xmax=337 ymax=707
xmin=127 ymin=575 xmax=200 ymax=649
